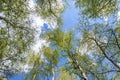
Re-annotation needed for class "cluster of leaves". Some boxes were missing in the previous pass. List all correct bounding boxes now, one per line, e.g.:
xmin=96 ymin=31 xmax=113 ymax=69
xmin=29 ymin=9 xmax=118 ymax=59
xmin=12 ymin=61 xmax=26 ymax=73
xmin=76 ymin=6 xmax=120 ymax=79
xmin=35 ymin=0 xmax=65 ymax=26
xmin=0 ymin=0 xmax=35 ymax=79
xmin=1 ymin=0 xmax=120 ymax=80
xmin=25 ymin=0 xmax=120 ymax=79
xmin=75 ymin=0 xmax=118 ymax=17
xmin=36 ymin=23 xmax=120 ymax=80
xmin=0 ymin=0 xmax=65 ymax=79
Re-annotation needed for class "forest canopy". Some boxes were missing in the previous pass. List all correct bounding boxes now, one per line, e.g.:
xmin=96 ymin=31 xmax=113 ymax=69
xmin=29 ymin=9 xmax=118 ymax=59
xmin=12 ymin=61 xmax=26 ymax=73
xmin=0 ymin=0 xmax=120 ymax=80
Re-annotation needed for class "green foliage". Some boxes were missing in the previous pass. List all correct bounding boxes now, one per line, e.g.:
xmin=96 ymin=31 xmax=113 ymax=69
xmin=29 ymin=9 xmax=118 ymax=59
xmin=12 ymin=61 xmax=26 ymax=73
xmin=38 ymin=22 xmax=120 ymax=79
xmin=25 ymin=0 xmax=120 ymax=79
xmin=43 ymin=46 xmax=59 ymax=66
xmin=77 ymin=9 xmax=120 ymax=79
xmin=111 ymin=73 xmax=120 ymax=80
xmin=45 ymin=28 xmax=73 ymax=48
xmin=35 ymin=0 xmax=65 ymax=26
xmin=1 ymin=0 xmax=120 ymax=80
xmin=36 ymin=0 xmax=63 ymax=17
xmin=0 ymin=0 xmax=35 ymax=79
xmin=75 ymin=0 xmax=118 ymax=17
xmin=56 ymin=70 xmax=77 ymax=80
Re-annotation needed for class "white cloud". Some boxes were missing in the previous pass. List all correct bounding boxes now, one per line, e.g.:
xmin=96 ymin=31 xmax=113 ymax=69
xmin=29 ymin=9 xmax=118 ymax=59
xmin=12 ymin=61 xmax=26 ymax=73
xmin=29 ymin=0 xmax=35 ymax=9
xmin=21 ymin=64 xmax=32 ymax=73
xmin=28 ymin=0 xmax=63 ymax=60
xmin=117 ymin=11 xmax=120 ymax=21
xmin=33 ymin=40 xmax=50 ymax=53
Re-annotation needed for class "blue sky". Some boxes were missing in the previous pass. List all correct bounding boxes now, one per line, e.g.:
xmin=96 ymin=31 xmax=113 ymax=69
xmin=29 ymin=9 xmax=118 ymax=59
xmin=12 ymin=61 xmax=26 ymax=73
xmin=61 ymin=0 xmax=79 ymax=32
xmin=7 ymin=0 xmax=120 ymax=80
xmin=9 ymin=73 xmax=26 ymax=80
xmin=9 ymin=1 xmax=79 ymax=80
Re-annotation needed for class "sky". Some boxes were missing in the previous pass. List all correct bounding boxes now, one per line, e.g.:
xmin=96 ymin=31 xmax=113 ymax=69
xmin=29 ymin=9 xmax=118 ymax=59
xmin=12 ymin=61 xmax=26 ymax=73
xmin=5 ymin=0 xmax=120 ymax=80
xmin=7 ymin=0 xmax=120 ymax=79
xmin=61 ymin=0 xmax=79 ymax=31
xmin=9 ymin=0 xmax=79 ymax=80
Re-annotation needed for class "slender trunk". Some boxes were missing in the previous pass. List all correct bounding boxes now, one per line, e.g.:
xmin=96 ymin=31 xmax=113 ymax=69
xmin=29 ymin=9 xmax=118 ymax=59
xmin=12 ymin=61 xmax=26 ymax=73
xmin=73 ymin=57 xmax=88 ymax=80
xmin=32 ymin=71 xmax=37 ymax=80
xmin=67 ymin=49 xmax=88 ymax=80
xmin=52 ymin=65 xmax=54 ymax=80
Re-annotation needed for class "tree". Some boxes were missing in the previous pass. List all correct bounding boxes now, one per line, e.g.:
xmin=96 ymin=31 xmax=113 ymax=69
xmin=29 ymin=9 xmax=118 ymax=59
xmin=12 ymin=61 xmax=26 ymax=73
xmin=75 ymin=0 xmax=118 ymax=17
xmin=31 ymin=23 xmax=120 ymax=79
xmin=79 ymin=21 xmax=120 ymax=79
xmin=74 ymin=1 xmax=120 ymax=78
xmin=0 ymin=0 xmax=64 ymax=79
xmin=25 ymin=0 xmax=120 ymax=79
xmin=1 ymin=0 xmax=120 ymax=80
xmin=0 ymin=0 xmax=35 ymax=79
xmin=26 ymin=28 xmax=92 ymax=80
xmin=56 ymin=70 xmax=77 ymax=80
xmin=35 ymin=0 xmax=64 ymax=26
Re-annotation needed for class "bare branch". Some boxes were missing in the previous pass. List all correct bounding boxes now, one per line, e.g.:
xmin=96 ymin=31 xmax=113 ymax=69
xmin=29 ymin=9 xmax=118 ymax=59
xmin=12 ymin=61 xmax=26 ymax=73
xmin=93 ymin=38 xmax=120 ymax=70
xmin=96 ymin=69 xmax=120 ymax=74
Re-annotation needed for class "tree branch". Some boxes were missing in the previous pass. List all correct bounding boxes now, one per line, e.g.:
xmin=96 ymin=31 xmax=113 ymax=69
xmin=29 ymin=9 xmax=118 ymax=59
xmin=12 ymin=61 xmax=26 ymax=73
xmin=67 ymin=50 xmax=88 ymax=80
xmin=0 ymin=16 xmax=29 ymax=30
xmin=48 ymin=0 xmax=58 ymax=18
xmin=93 ymin=38 xmax=120 ymax=70
xmin=111 ymin=29 xmax=120 ymax=50
xmin=96 ymin=69 xmax=120 ymax=74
